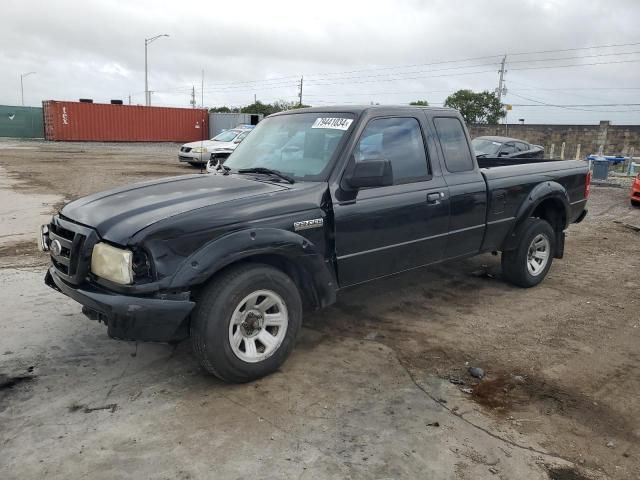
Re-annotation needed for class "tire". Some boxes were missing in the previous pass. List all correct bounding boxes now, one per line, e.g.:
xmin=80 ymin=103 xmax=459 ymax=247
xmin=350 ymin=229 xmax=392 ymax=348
xmin=190 ymin=263 xmax=302 ymax=383
xmin=501 ymin=218 xmax=555 ymax=288
xmin=188 ymin=162 xmax=202 ymax=167
xmin=631 ymin=199 xmax=640 ymax=208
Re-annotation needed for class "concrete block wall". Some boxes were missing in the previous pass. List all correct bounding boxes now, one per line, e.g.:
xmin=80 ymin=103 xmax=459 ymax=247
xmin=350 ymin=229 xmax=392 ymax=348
xmin=469 ymin=121 xmax=639 ymax=159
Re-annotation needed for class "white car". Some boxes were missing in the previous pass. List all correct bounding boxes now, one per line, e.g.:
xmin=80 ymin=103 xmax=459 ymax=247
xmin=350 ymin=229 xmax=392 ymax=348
xmin=178 ymin=128 xmax=252 ymax=166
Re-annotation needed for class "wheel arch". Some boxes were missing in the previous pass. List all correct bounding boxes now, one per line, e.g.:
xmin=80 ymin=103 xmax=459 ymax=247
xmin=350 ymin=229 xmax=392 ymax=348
xmin=170 ymin=228 xmax=337 ymax=311
xmin=502 ymin=181 xmax=570 ymax=255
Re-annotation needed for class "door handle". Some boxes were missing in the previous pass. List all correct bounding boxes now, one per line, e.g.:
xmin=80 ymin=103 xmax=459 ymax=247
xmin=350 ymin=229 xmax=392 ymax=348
xmin=426 ymin=192 xmax=445 ymax=204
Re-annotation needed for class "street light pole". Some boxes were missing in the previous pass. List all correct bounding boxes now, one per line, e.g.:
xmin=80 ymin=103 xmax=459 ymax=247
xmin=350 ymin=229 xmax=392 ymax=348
xmin=20 ymin=72 xmax=36 ymax=106
xmin=144 ymin=34 xmax=169 ymax=106
xmin=144 ymin=40 xmax=148 ymax=106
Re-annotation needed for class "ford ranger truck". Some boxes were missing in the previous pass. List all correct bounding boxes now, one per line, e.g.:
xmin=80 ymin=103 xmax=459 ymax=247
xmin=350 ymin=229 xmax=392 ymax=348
xmin=41 ymin=106 xmax=590 ymax=383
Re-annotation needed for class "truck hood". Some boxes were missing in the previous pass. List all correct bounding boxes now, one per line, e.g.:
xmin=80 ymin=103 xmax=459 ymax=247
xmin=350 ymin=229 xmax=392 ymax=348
xmin=61 ymin=174 xmax=287 ymax=243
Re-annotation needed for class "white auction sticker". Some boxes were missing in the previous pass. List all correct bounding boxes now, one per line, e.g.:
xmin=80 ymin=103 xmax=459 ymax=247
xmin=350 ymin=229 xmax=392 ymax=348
xmin=311 ymin=118 xmax=353 ymax=130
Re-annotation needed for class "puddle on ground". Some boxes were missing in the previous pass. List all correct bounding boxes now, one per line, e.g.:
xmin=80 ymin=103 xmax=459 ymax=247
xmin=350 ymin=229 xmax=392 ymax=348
xmin=0 ymin=166 xmax=62 ymax=247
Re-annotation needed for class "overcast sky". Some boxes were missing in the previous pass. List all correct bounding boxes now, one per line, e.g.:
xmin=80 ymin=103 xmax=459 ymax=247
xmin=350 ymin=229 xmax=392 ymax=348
xmin=2 ymin=0 xmax=640 ymax=124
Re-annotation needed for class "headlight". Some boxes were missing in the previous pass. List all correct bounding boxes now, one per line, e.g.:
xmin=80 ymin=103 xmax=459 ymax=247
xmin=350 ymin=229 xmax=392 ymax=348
xmin=191 ymin=147 xmax=207 ymax=153
xmin=91 ymin=243 xmax=133 ymax=285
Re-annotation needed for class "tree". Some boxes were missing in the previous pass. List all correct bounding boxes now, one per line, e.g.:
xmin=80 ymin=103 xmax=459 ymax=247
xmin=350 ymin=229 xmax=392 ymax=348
xmin=273 ymin=99 xmax=310 ymax=111
xmin=209 ymin=106 xmax=232 ymax=113
xmin=409 ymin=100 xmax=429 ymax=106
xmin=240 ymin=100 xmax=310 ymax=116
xmin=443 ymin=90 xmax=505 ymax=125
xmin=240 ymin=101 xmax=277 ymax=116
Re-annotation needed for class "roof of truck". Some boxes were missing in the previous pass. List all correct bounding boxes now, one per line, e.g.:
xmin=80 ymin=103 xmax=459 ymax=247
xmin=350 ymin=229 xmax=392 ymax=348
xmin=270 ymin=105 xmax=458 ymax=116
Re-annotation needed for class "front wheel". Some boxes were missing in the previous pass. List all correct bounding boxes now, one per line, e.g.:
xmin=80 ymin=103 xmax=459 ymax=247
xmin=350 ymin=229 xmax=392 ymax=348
xmin=501 ymin=218 xmax=555 ymax=288
xmin=190 ymin=263 xmax=302 ymax=383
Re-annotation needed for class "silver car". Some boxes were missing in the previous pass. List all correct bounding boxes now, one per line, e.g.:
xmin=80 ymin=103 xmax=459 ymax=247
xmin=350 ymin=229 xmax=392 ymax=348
xmin=178 ymin=128 xmax=252 ymax=166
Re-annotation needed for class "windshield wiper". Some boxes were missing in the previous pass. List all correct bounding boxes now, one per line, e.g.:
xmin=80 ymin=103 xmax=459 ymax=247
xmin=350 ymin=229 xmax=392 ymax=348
xmin=217 ymin=163 xmax=231 ymax=175
xmin=237 ymin=167 xmax=295 ymax=184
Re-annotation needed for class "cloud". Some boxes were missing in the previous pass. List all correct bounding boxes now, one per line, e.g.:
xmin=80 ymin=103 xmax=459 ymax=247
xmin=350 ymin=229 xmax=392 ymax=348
xmin=1 ymin=0 xmax=639 ymax=123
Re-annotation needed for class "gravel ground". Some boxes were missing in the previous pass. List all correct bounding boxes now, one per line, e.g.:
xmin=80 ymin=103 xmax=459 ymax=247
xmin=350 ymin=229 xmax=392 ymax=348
xmin=0 ymin=139 xmax=639 ymax=479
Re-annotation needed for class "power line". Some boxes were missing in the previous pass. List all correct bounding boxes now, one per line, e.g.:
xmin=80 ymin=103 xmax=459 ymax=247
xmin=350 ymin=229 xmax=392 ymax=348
xmin=506 ymin=41 xmax=640 ymax=57
xmin=509 ymin=58 xmax=640 ymax=72
xmin=303 ymin=49 xmax=640 ymax=85
xmin=124 ymin=41 xmax=640 ymax=95
xmin=508 ymin=91 xmax=640 ymax=112
xmin=293 ymin=40 xmax=640 ymax=80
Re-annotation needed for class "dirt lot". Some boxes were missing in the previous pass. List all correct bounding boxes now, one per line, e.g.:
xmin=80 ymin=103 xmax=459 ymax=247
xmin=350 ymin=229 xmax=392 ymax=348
xmin=0 ymin=140 xmax=639 ymax=479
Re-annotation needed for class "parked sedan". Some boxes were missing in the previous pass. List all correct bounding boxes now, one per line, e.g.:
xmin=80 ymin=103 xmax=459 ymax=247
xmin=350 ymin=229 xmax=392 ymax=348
xmin=178 ymin=128 xmax=252 ymax=166
xmin=472 ymin=136 xmax=544 ymax=160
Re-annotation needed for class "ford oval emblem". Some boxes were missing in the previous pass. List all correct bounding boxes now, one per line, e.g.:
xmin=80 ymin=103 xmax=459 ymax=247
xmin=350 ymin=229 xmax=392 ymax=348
xmin=50 ymin=239 xmax=62 ymax=257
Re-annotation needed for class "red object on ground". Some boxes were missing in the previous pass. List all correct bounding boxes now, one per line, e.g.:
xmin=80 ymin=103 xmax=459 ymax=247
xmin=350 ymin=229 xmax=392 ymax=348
xmin=630 ymin=173 xmax=640 ymax=207
xmin=42 ymin=101 xmax=208 ymax=142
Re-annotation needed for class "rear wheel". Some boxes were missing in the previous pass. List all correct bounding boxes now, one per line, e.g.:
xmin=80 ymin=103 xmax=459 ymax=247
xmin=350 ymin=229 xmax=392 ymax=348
xmin=631 ymin=199 xmax=640 ymax=208
xmin=502 ymin=218 xmax=555 ymax=288
xmin=190 ymin=263 xmax=302 ymax=383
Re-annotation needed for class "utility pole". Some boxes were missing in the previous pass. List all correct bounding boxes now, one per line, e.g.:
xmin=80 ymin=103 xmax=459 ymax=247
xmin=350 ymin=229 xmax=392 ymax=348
xmin=128 ymin=94 xmax=131 ymax=105
xmin=298 ymin=75 xmax=304 ymax=106
xmin=201 ymin=70 xmax=204 ymax=108
xmin=496 ymin=55 xmax=508 ymax=133
xmin=496 ymin=55 xmax=507 ymax=99
xmin=254 ymin=93 xmax=257 ymax=104
xmin=190 ymin=86 xmax=196 ymax=108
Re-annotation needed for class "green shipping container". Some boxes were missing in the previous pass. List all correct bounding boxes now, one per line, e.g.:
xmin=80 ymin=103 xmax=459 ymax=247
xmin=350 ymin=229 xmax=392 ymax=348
xmin=0 ymin=105 xmax=44 ymax=138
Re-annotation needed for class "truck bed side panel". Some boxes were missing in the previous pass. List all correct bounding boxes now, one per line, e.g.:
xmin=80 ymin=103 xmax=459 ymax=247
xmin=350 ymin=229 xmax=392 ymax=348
xmin=480 ymin=160 xmax=588 ymax=252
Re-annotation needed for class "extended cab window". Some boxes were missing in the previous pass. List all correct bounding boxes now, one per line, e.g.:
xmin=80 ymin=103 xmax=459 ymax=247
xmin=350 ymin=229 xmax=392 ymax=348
xmin=434 ymin=117 xmax=474 ymax=172
xmin=354 ymin=117 xmax=429 ymax=183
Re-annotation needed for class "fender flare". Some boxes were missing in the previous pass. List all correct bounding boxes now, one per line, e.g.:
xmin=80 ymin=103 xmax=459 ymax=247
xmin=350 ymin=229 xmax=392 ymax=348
xmin=502 ymin=181 xmax=570 ymax=251
xmin=169 ymin=228 xmax=337 ymax=308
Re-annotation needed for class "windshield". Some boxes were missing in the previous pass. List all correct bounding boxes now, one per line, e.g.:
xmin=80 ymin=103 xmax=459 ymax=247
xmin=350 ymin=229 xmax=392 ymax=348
xmin=212 ymin=130 xmax=241 ymax=142
xmin=224 ymin=113 xmax=354 ymax=180
xmin=472 ymin=138 xmax=502 ymax=156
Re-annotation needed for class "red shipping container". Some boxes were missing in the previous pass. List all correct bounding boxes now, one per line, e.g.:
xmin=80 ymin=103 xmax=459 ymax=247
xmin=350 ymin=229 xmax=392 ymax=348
xmin=42 ymin=101 xmax=208 ymax=142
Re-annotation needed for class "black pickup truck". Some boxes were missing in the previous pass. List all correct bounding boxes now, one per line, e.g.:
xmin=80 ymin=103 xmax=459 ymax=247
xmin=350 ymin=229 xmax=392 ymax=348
xmin=42 ymin=106 xmax=590 ymax=382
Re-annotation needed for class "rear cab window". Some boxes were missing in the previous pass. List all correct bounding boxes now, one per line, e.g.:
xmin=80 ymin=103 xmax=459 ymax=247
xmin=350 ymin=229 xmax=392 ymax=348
xmin=433 ymin=117 xmax=474 ymax=172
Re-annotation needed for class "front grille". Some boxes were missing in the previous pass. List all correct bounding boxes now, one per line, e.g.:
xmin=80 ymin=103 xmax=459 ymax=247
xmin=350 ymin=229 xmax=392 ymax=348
xmin=49 ymin=216 xmax=96 ymax=285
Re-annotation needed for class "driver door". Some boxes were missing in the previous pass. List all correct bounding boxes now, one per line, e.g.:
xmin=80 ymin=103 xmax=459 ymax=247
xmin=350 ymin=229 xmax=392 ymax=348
xmin=333 ymin=116 xmax=450 ymax=287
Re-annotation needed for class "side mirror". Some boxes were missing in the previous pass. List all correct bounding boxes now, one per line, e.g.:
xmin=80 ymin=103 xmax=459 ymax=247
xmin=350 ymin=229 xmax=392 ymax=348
xmin=498 ymin=151 xmax=510 ymax=157
xmin=233 ymin=138 xmax=242 ymax=144
xmin=346 ymin=159 xmax=393 ymax=189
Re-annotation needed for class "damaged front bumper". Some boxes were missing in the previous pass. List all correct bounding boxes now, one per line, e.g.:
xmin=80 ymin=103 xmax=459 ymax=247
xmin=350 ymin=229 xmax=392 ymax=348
xmin=45 ymin=267 xmax=195 ymax=343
